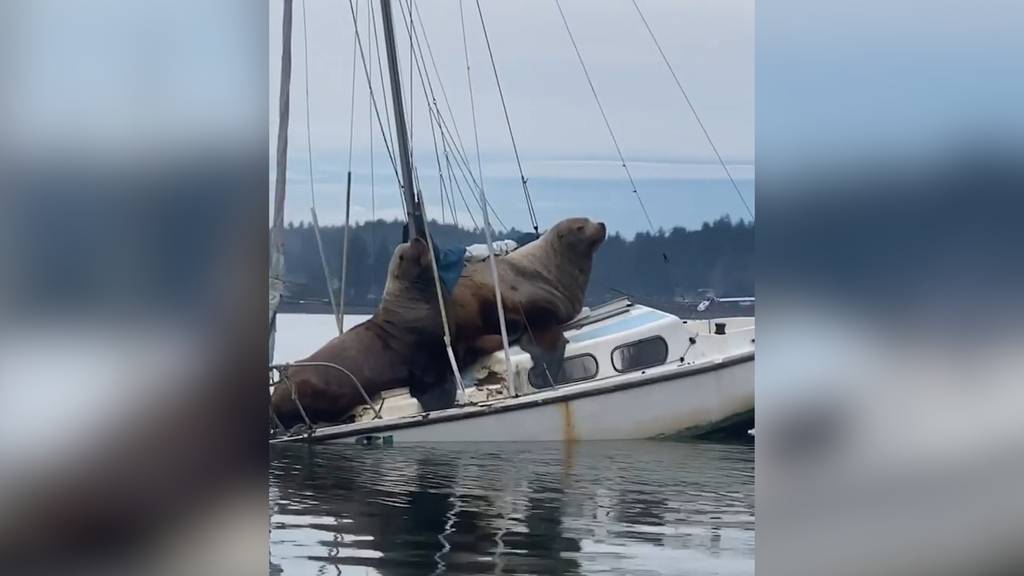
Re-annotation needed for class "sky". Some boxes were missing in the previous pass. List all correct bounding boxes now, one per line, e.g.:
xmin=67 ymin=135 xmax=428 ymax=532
xmin=269 ymin=0 xmax=754 ymax=237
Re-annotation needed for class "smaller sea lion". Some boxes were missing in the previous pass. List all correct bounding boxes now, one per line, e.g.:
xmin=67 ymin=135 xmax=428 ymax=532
xmin=270 ymin=237 xmax=452 ymax=430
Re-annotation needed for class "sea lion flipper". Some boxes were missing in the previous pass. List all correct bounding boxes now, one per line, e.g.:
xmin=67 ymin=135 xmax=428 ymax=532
xmin=520 ymin=325 xmax=569 ymax=389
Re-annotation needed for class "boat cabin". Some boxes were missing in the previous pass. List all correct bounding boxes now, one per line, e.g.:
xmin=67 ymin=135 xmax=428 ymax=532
xmin=345 ymin=297 xmax=754 ymax=423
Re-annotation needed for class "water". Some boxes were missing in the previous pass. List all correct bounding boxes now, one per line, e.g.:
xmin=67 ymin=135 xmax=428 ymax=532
xmin=269 ymin=440 xmax=754 ymax=575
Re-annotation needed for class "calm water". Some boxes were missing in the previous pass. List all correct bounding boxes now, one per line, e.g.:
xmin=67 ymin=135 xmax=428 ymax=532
xmin=269 ymin=440 xmax=754 ymax=575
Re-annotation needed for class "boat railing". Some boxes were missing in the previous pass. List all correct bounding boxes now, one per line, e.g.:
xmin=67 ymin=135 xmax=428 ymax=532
xmin=269 ymin=362 xmax=383 ymax=433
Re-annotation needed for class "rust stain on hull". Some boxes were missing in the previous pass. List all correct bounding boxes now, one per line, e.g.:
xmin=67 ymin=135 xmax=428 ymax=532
xmin=561 ymin=401 xmax=577 ymax=443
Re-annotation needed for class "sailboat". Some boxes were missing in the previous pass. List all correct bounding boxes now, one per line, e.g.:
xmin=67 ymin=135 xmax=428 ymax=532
xmin=269 ymin=0 xmax=754 ymax=445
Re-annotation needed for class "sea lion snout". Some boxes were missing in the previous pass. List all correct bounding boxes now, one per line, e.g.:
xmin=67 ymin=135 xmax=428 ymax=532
xmin=581 ymin=219 xmax=606 ymax=251
xmin=408 ymin=236 xmax=430 ymax=265
xmin=553 ymin=217 xmax=607 ymax=254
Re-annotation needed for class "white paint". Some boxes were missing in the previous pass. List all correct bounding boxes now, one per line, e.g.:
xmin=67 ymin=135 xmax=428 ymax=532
xmin=272 ymin=302 xmax=755 ymax=443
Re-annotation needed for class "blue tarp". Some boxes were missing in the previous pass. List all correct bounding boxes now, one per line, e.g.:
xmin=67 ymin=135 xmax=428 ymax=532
xmin=433 ymin=244 xmax=466 ymax=295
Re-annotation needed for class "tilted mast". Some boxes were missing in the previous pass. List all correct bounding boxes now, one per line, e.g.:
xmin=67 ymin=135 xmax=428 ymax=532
xmin=378 ymin=0 xmax=516 ymax=395
xmin=378 ymin=0 xmax=425 ymax=239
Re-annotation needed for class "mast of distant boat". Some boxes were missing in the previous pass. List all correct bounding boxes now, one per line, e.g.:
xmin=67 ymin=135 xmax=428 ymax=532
xmin=269 ymin=0 xmax=294 ymax=360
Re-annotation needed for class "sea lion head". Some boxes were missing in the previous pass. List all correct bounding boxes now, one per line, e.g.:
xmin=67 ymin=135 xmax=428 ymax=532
xmin=550 ymin=217 xmax=607 ymax=257
xmin=383 ymin=236 xmax=435 ymax=300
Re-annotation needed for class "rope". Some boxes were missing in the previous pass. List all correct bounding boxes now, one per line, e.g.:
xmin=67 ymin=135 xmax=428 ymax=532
xmin=516 ymin=302 xmax=557 ymax=389
xmin=283 ymin=371 xmax=315 ymax=433
xmin=630 ymin=0 xmax=753 ymax=221
xmin=418 ymin=194 xmax=470 ymax=403
xmin=553 ymin=0 xmax=662 ymax=248
xmin=475 ymin=0 xmax=540 ymax=237
xmin=276 ymin=361 xmax=382 ymax=420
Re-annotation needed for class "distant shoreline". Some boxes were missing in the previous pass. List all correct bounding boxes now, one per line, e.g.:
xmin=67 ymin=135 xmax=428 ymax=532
xmin=277 ymin=300 xmax=377 ymax=315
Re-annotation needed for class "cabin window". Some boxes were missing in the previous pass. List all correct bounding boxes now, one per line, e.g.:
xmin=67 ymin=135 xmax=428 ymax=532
xmin=529 ymin=354 xmax=599 ymax=388
xmin=611 ymin=336 xmax=668 ymax=373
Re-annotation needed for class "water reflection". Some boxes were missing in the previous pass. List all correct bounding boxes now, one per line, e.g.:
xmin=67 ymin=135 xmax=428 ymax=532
xmin=269 ymin=440 xmax=754 ymax=575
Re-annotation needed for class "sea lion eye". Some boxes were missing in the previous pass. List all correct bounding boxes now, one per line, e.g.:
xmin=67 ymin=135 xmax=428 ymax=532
xmin=575 ymin=225 xmax=584 ymax=232
xmin=399 ymin=255 xmax=405 ymax=262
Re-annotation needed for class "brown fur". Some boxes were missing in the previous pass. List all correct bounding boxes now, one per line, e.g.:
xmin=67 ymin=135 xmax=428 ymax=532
xmin=270 ymin=237 xmax=451 ymax=429
xmin=451 ymin=217 xmax=606 ymax=365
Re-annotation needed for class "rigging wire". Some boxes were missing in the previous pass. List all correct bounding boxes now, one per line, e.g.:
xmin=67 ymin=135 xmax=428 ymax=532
xmin=431 ymin=103 xmax=507 ymax=231
xmin=460 ymin=0 xmax=516 ymax=396
xmin=370 ymin=5 xmax=398 ymax=167
xmin=338 ymin=0 xmax=362 ymax=329
xmin=346 ymin=2 xmax=360 ymax=173
xmin=412 ymin=0 xmax=475 ymax=185
xmin=442 ymin=131 xmax=480 ymax=229
xmin=301 ymin=0 xmax=342 ymax=333
xmin=300 ymin=0 xmax=318 ymax=212
xmin=630 ymin=0 xmax=753 ymax=220
xmin=345 ymin=0 xmax=406 ymax=215
xmin=474 ymin=0 xmax=540 ymax=236
xmin=367 ymin=2 xmax=376 ymax=264
xmin=444 ymin=133 xmax=478 ymax=229
xmin=426 ymin=103 xmax=452 ymax=226
xmin=437 ymin=112 xmax=507 ymax=231
xmin=413 ymin=2 xmax=512 ymax=234
xmin=441 ymin=142 xmax=461 ymax=226
xmin=401 ymin=0 xmax=504 ymax=229
xmin=553 ymin=0 xmax=662 ymax=252
xmin=407 ymin=0 xmax=414 ymax=168
xmin=397 ymin=0 xmax=507 ymax=232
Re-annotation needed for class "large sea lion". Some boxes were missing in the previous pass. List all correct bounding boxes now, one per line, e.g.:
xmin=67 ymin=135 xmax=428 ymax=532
xmin=451 ymin=217 xmax=607 ymax=368
xmin=270 ymin=237 xmax=452 ymax=430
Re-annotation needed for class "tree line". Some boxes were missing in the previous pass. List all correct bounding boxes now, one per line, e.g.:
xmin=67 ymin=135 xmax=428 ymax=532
xmin=281 ymin=216 xmax=753 ymax=308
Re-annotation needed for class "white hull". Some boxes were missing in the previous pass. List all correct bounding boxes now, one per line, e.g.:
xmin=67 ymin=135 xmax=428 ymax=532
xmin=272 ymin=351 xmax=753 ymax=445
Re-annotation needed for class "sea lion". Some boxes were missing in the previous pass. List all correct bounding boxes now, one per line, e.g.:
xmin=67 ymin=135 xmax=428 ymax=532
xmin=451 ymin=217 xmax=606 ymax=367
xmin=270 ymin=237 xmax=452 ymax=430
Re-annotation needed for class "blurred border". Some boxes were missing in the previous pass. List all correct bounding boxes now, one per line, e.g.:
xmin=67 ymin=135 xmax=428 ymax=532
xmin=0 ymin=1 xmax=268 ymax=574
xmin=757 ymin=1 xmax=1024 ymax=575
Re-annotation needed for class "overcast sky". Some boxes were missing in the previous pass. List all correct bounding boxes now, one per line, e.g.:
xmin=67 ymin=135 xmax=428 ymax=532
xmin=270 ymin=0 xmax=754 ymax=236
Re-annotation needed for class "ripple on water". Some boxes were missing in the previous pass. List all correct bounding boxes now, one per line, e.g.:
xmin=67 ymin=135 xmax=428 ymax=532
xmin=270 ymin=440 xmax=754 ymax=575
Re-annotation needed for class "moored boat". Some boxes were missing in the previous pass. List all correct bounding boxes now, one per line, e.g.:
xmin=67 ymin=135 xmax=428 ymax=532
xmin=270 ymin=297 xmax=753 ymax=445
